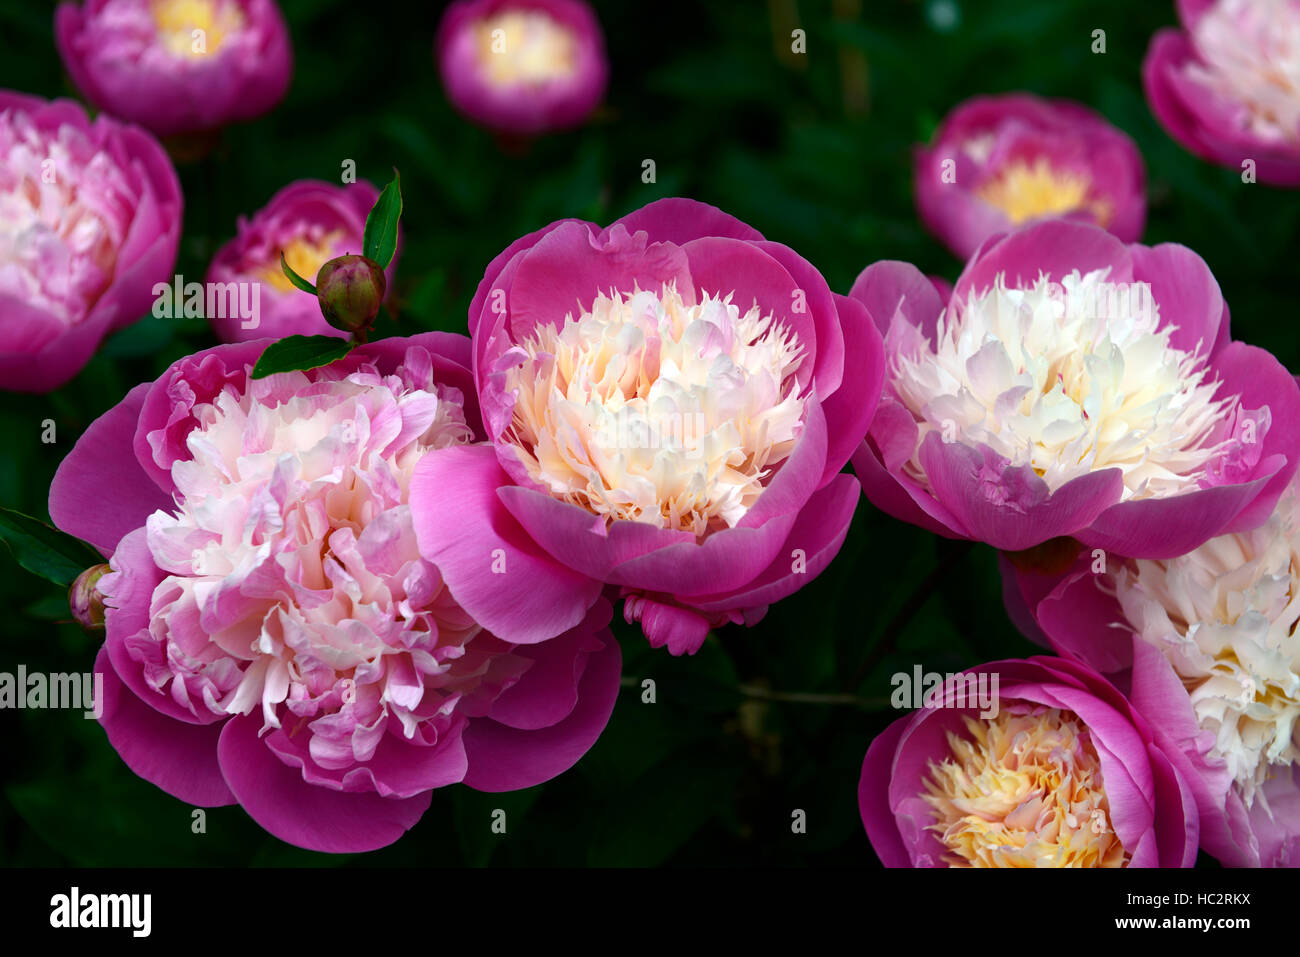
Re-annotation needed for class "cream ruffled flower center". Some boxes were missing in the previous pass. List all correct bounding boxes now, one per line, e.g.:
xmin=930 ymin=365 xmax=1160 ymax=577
xmin=1113 ymin=484 xmax=1300 ymax=806
xmin=502 ymin=282 xmax=806 ymax=536
xmin=1186 ymin=0 xmax=1300 ymax=144
xmin=137 ymin=354 xmax=517 ymax=770
xmin=475 ymin=9 xmax=578 ymax=87
xmin=924 ymin=708 xmax=1127 ymax=867
xmin=892 ymin=269 xmax=1236 ymax=499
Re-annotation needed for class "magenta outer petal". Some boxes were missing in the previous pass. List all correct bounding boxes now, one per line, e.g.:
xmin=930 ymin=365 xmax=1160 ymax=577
xmin=685 ymin=474 xmax=859 ymax=614
xmin=1030 ymin=564 xmax=1132 ymax=673
xmin=953 ymin=219 xmax=1132 ymax=304
xmin=996 ymin=553 xmax=1050 ymax=650
xmin=611 ymin=197 xmax=765 ymax=245
xmin=1128 ymin=639 xmax=1259 ymax=867
xmin=95 ymin=647 xmax=235 ymax=807
xmin=627 ymin=597 xmax=712 ymax=656
xmin=504 ymin=219 xmax=693 ymax=339
xmin=851 ymin=435 xmax=969 ymax=540
xmin=850 ymin=259 xmax=945 ymax=342
xmin=918 ymin=432 xmax=1124 ymax=551
xmin=858 ymin=715 xmax=914 ymax=868
xmin=818 ymin=293 xmax=885 ymax=481
xmin=462 ymin=627 xmax=622 ymax=791
xmin=49 ymin=382 xmax=173 ymax=555
xmin=487 ymin=597 xmax=613 ymax=730
xmin=217 ymin=713 xmax=432 ymax=853
xmin=1129 ymin=242 xmax=1227 ymax=359
xmin=410 ymin=443 xmax=603 ymax=644
xmin=1078 ymin=472 xmax=1277 ymax=560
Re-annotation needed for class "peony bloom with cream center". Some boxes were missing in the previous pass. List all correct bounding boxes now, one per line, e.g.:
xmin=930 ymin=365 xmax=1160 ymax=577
xmin=892 ymin=269 xmax=1234 ymax=500
xmin=924 ymin=707 xmax=1126 ymax=868
xmin=851 ymin=219 xmax=1300 ymax=557
xmin=502 ymin=283 xmax=806 ymax=536
xmin=1112 ymin=484 xmax=1300 ymax=808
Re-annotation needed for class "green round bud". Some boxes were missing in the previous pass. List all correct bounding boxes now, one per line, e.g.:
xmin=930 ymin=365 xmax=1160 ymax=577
xmin=316 ymin=254 xmax=387 ymax=333
xmin=69 ymin=563 xmax=111 ymax=630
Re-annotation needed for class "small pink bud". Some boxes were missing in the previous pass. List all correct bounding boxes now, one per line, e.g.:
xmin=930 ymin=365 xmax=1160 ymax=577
xmin=69 ymin=563 xmax=111 ymax=630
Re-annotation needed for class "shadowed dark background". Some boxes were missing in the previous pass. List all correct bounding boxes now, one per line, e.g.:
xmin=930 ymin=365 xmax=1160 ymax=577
xmin=1 ymin=0 xmax=1284 ymax=866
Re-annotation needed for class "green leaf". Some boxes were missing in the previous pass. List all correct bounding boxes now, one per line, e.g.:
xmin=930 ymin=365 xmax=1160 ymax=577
xmin=363 ymin=170 xmax=403 ymax=269
xmin=250 ymin=335 xmax=354 ymax=379
xmin=280 ymin=251 xmax=317 ymax=294
xmin=0 ymin=507 xmax=101 ymax=587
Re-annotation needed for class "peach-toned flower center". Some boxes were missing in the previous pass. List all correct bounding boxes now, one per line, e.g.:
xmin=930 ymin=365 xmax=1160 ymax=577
xmin=475 ymin=10 xmax=577 ymax=87
xmin=1186 ymin=0 xmax=1300 ymax=144
xmin=262 ymin=229 xmax=345 ymax=293
xmin=151 ymin=0 xmax=246 ymax=57
xmin=975 ymin=157 xmax=1113 ymax=227
xmin=892 ymin=270 xmax=1238 ymax=499
xmin=924 ymin=708 xmax=1127 ymax=867
xmin=1113 ymin=482 xmax=1300 ymax=806
xmin=135 ymin=353 xmax=524 ymax=770
xmin=502 ymin=282 xmax=806 ymax=536
xmin=0 ymin=107 xmax=128 ymax=325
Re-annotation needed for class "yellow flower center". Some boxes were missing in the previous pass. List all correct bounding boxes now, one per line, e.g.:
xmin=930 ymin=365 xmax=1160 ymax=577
xmin=475 ymin=10 xmax=578 ymax=87
xmin=151 ymin=0 xmax=245 ymax=58
xmin=262 ymin=231 xmax=345 ymax=293
xmin=924 ymin=708 xmax=1128 ymax=867
xmin=975 ymin=158 xmax=1113 ymax=227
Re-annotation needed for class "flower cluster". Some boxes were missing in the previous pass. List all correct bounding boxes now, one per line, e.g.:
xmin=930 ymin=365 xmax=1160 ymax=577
xmin=13 ymin=0 xmax=1300 ymax=868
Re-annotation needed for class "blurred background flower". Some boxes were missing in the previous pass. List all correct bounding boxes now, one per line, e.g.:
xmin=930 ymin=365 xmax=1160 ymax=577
xmin=915 ymin=92 xmax=1146 ymax=259
xmin=436 ymin=0 xmax=608 ymax=136
xmin=55 ymin=0 xmax=292 ymax=139
xmin=0 ymin=90 xmax=181 ymax=392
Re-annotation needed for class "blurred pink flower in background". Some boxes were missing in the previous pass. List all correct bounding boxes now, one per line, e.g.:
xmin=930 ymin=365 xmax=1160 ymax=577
xmin=1145 ymin=0 xmax=1300 ymax=186
xmin=436 ymin=0 xmax=608 ymax=136
xmin=48 ymin=336 xmax=622 ymax=852
xmin=851 ymin=219 xmax=1300 ymax=559
xmin=413 ymin=198 xmax=883 ymax=656
xmin=0 ymin=91 xmax=181 ymax=393
xmin=860 ymin=656 xmax=1204 ymax=867
xmin=55 ymin=0 xmax=292 ymax=139
xmin=206 ymin=180 xmax=398 ymax=342
xmin=915 ymin=93 xmax=1146 ymax=259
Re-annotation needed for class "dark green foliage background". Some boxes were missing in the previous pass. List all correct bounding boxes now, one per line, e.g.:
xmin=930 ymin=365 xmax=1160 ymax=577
xmin=0 ymin=0 xmax=1290 ymax=867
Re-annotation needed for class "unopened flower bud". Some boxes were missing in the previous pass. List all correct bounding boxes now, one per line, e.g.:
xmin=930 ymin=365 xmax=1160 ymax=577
xmin=316 ymin=254 xmax=386 ymax=333
xmin=69 ymin=563 xmax=111 ymax=630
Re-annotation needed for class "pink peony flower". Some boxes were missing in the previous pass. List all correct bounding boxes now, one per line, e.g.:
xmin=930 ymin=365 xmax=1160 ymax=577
xmin=55 ymin=0 xmax=292 ymax=139
xmin=0 ymin=90 xmax=181 ymax=393
xmin=436 ymin=0 xmax=608 ymax=136
xmin=1004 ymin=471 xmax=1300 ymax=867
xmin=915 ymin=93 xmax=1146 ymax=260
xmin=851 ymin=218 xmax=1300 ymax=558
xmin=48 ymin=335 xmax=621 ymax=853
xmin=206 ymin=180 xmax=397 ymax=343
xmin=859 ymin=656 xmax=1203 ymax=867
xmin=412 ymin=198 xmax=884 ymax=656
xmin=1145 ymin=0 xmax=1300 ymax=187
